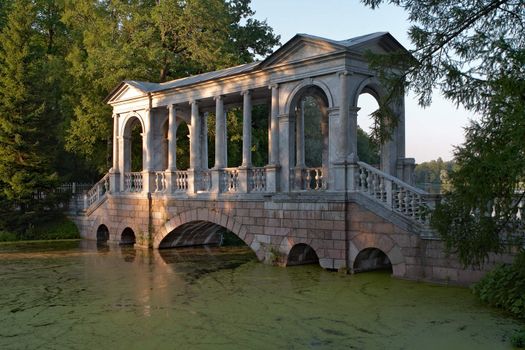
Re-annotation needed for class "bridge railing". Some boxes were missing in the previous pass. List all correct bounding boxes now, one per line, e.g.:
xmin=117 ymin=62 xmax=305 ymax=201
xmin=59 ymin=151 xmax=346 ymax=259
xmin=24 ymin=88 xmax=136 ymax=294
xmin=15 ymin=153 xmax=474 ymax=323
xmin=174 ymin=171 xmax=189 ymax=192
xmin=124 ymin=172 xmax=143 ymax=193
xmin=222 ymin=168 xmax=239 ymax=192
xmin=292 ymin=167 xmax=326 ymax=191
xmin=249 ymin=167 xmax=267 ymax=192
xmin=85 ymin=173 xmax=110 ymax=209
xmin=198 ymin=170 xmax=212 ymax=192
xmin=355 ymin=162 xmax=436 ymax=225
xmin=154 ymin=171 xmax=167 ymax=193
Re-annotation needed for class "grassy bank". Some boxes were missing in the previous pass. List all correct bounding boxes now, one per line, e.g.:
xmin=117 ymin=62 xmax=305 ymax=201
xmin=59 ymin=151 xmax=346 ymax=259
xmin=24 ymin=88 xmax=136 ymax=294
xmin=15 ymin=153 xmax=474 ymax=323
xmin=0 ymin=215 xmax=79 ymax=242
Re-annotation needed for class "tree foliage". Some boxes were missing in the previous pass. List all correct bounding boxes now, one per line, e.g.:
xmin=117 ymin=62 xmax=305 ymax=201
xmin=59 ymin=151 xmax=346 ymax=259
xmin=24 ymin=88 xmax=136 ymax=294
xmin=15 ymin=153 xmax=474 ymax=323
xmin=62 ymin=0 xmax=279 ymax=170
xmin=0 ymin=0 xmax=279 ymax=234
xmin=0 ymin=0 xmax=67 ymax=232
xmin=362 ymin=0 xmax=525 ymax=266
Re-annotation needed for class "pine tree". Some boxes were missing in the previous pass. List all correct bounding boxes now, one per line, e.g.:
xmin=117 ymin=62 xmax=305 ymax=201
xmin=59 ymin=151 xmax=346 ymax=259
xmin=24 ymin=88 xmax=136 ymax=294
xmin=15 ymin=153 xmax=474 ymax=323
xmin=0 ymin=0 xmax=62 ymax=232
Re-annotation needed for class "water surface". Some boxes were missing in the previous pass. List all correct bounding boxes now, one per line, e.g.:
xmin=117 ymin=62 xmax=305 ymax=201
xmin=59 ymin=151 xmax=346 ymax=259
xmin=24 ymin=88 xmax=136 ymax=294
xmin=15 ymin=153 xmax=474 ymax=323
xmin=0 ymin=241 xmax=521 ymax=349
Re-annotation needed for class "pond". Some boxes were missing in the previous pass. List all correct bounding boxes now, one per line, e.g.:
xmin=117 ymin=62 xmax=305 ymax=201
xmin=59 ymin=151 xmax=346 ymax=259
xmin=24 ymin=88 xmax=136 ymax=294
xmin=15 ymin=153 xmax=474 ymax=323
xmin=0 ymin=240 xmax=522 ymax=349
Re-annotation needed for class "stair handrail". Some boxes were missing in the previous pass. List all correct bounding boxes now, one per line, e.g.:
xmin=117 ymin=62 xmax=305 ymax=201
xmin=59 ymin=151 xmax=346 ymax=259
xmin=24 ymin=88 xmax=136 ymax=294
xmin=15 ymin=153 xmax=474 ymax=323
xmin=355 ymin=161 xmax=438 ymax=226
xmin=85 ymin=173 xmax=110 ymax=209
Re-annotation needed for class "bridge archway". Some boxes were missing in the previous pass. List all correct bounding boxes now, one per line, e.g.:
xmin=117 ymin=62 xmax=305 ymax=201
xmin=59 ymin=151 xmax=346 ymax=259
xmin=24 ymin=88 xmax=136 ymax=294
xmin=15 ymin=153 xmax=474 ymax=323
xmin=350 ymin=233 xmax=406 ymax=277
xmin=159 ymin=221 xmax=225 ymax=248
xmin=286 ymin=243 xmax=319 ymax=266
xmin=353 ymin=247 xmax=392 ymax=273
xmin=176 ymin=120 xmax=190 ymax=170
xmin=122 ymin=115 xmax=145 ymax=173
xmin=121 ymin=227 xmax=136 ymax=246
xmin=287 ymin=84 xmax=331 ymax=190
xmin=156 ymin=208 xmax=259 ymax=254
xmin=96 ymin=224 xmax=109 ymax=243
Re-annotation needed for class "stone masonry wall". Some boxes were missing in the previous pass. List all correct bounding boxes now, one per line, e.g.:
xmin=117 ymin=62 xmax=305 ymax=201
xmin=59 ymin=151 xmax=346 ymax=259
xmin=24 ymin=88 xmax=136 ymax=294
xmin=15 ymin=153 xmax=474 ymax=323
xmin=73 ymin=193 xmax=514 ymax=285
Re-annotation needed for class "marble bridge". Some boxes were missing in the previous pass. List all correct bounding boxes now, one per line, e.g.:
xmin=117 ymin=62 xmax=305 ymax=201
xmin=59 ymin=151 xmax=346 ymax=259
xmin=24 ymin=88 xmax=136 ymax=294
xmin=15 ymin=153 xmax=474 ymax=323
xmin=72 ymin=32 xmax=485 ymax=284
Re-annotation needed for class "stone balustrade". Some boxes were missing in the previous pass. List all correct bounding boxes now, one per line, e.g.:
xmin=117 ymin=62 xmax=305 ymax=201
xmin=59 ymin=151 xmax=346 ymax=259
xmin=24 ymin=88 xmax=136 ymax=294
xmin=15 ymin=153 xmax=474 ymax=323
xmin=249 ymin=167 xmax=266 ymax=192
xmin=124 ymin=172 xmax=143 ymax=193
xmin=355 ymin=161 xmax=435 ymax=225
xmin=85 ymin=173 xmax=110 ymax=208
xmin=154 ymin=171 xmax=167 ymax=193
xmin=222 ymin=168 xmax=239 ymax=192
xmin=84 ymin=161 xmax=439 ymax=231
xmin=174 ymin=171 xmax=189 ymax=192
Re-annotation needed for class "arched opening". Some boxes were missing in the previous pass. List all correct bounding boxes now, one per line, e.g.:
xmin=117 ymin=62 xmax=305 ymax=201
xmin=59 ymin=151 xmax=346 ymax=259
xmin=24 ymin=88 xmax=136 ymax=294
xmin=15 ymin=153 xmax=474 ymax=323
xmin=176 ymin=121 xmax=190 ymax=170
xmin=287 ymin=243 xmax=319 ymax=266
xmin=158 ymin=220 xmax=256 ymax=271
xmin=159 ymin=221 xmax=250 ymax=249
xmin=96 ymin=224 xmax=109 ymax=243
xmin=353 ymin=247 xmax=392 ymax=273
xmin=123 ymin=116 xmax=144 ymax=173
xmin=357 ymin=91 xmax=380 ymax=166
xmin=120 ymin=227 xmax=136 ymax=246
xmin=289 ymin=85 xmax=329 ymax=190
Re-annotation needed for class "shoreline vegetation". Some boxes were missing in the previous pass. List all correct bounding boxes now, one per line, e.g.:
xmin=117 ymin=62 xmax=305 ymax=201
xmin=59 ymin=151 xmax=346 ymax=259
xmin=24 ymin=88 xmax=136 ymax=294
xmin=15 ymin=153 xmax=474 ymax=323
xmin=0 ymin=215 xmax=79 ymax=242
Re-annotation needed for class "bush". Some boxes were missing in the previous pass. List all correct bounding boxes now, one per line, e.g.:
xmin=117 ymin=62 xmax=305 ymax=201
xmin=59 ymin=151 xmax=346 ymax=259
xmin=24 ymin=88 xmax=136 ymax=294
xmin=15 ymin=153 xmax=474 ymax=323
xmin=512 ymin=329 xmax=525 ymax=348
xmin=24 ymin=215 xmax=80 ymax=240
xmin=473 ymin=251 xmax=525 ymax=319
xmin=0 ymin=231 xmax=18 ymax=242
xmin=0 ymin=215 xmax=80 ymax=242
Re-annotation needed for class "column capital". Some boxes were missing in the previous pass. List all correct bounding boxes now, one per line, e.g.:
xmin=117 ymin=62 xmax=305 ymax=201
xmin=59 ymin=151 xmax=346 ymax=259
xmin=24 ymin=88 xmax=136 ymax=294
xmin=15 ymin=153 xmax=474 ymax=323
xmin=167 ymin=104 xmax=179 ymax=111
xmin=112 ymin=113 xmax=119 ymax=119
xmin=338 ymin=70 xmax=352 ymax=77
xmin=189 ymin=99 xmax=200 ymax=106
xmin=213 ymin=94 xmax=225 ymax=101
xmin=268 ymin=83 xmax=279 ymax=90
xmin=240 ymin=89 xmax=252 ymax=96
xmin=349 ymin=106 xmax=361 ymax=114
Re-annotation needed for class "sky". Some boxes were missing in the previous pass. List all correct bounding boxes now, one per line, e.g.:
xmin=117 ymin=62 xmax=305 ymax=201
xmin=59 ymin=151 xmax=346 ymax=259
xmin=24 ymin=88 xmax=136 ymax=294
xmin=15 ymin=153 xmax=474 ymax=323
xmin=250 ymin=0 xmax=477 ymax=163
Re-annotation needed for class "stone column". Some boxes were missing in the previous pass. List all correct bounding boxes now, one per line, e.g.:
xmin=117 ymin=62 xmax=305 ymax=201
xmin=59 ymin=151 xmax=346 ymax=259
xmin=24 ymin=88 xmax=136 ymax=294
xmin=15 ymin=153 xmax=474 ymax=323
xmin=112 ymin=113 xmax=119 ymax=172
xmin=165 ymin=105 xmax=178 ymax=193
xmin=142 ymin=108 xmax=154 ymax=193
xmin=201 ymin=112 xmax=208 ymax=170
xmin=119 ymin=135 xmax=127 ymax=191
xmin=212 ymin=95 xmax=226 ymax=193
xmin=188 ymin=100 xmax=200 ymax=193
xmin=278 ymin=113 xmax=291 ymax=192
xmin=296 ymin=100 xmax=306 ymax=167
xmin=189 ymin=100 xmax=201 ymax=170
xmin=241 ymin=90 xmax=252 ymax=168
xmin=265 ymin=84 xmax=280 ymax=193
xmin=167 ymin=104 xmax=177 ymax=171
xmin=110 ymin=113 xmax=120 ymax=192
xmin=294 ymin=100 xmax=306 ymax=190
xmin=214 ymin=95 xmax=227 ymax=168
xmin=239 ymin=90 xmax=252 ymax=193
xmin=348 ymin=106 xmax=359 ymax=163
xmin=269 ymin=84 xmax=279 ymax=165
xmin=338 ymin=70 xmax=350 ymax=162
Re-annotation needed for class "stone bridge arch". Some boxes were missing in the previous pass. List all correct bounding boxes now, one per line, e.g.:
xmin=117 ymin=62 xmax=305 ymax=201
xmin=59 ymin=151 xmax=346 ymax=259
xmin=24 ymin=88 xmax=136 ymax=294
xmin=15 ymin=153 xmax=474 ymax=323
xmin=349 ymin=233 xmax=406 ymax=277
xmin=154 ymin=208 xmax=261 ymax=258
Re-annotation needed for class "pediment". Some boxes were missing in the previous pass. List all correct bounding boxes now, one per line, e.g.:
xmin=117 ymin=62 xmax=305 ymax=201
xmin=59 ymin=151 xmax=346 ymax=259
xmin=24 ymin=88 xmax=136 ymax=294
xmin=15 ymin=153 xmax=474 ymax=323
xmin=261 ymin=33 xmax=409 ymax=69
xmin=261 ymin=35 xmax=346 ymax=68
xmin=107 ymin=84 xmax=146 ymax=104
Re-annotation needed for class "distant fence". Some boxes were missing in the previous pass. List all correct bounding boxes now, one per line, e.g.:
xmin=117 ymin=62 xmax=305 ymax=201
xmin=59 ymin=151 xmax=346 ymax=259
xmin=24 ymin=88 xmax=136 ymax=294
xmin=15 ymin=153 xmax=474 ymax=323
xmin=57 ymin=183 xmax=93 ymax=195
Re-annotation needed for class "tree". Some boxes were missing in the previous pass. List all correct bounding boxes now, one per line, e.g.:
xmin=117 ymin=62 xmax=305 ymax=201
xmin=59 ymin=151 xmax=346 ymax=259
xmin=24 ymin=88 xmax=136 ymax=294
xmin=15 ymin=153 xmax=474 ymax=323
xmin=63 ymin=0 xmax=279 ymax=172
xmin=362 ymin=0 xmax=525 ymax=266
xmin=0 ymin=0 xmax=66 ymax=232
